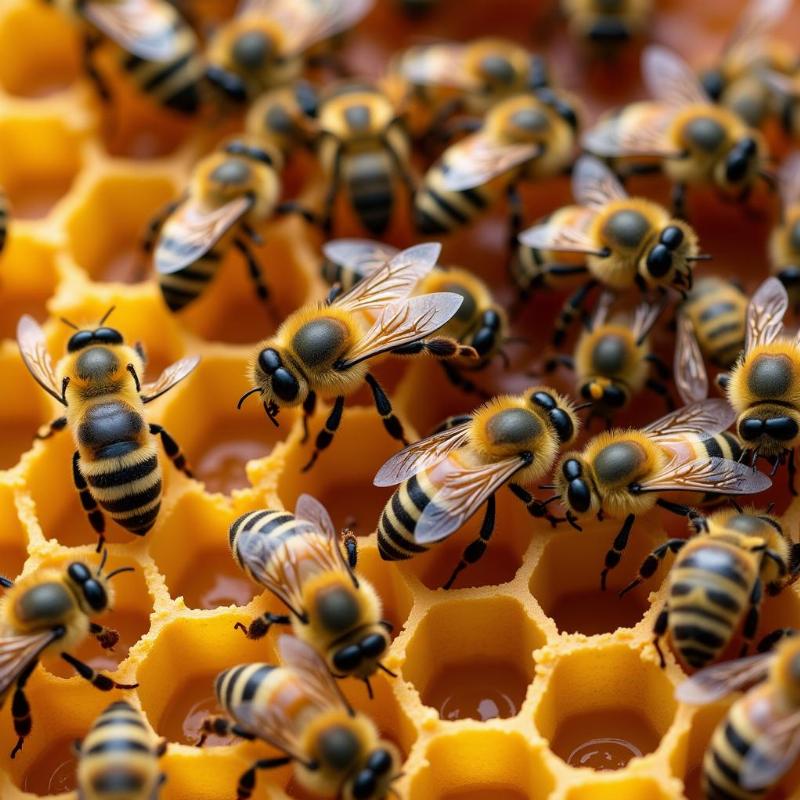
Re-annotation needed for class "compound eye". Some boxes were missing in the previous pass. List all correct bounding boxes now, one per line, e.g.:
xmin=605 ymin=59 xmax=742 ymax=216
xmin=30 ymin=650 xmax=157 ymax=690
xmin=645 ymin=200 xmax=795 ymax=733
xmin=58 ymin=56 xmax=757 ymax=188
xmin=258 ymin=348 xmax=282 ymax=375
xmin=739 ymin=137 xmax=757 ymax=157
xmin=659 ymin=226 xmax=684 ymax=250
xmin=725 ymin=150 xmax=752 ymax=183
xmin=67 ymin=330 xmax=94 ymax=352
xmin=82 ymin=579 xmax=107 ymax=611
xmin=480 ymin=54 xmax=515 ymax=85
xmin=764 ymin=416 xmax=799 ymax=441
xmin=562 ymin=458 xmax=582 ymax=481
xmin=646 ymin=244 xmax=672 ymax=277
xmin=531 ymin=390 xmax=556 ymax=410
xmin=367 ymin=749 xmax=393 ymax=774
xmin=360 ymin=633 xmax=387 ymax=658
xmin=333 ymin=644 xmax=362 ymax=673
xmin=93 ymin=327 xmax=123 ymax=344
xmin=232 ymin=30 xmax=272 ymax=70
xmin=567 ymin=479 xmax=591 ymax=513
xmin=294 ymin=80 xmax=319 ymax=117
xmin=67 ymin=562 xmax=91 ymax=583
xmin=603 ymin=384 xmax=627 ymax=408
xmin=548 ymin=408 xmax=574 ymax=443
xmin=352 ymin=770 xmax=376 ymax=800
xmin=739 ymin=418 xmax=765 ymax=441
xmin=271 ymin=367 xmax=299 ymax=401
xmin=700 ymin=69 xmax=725 ymax=101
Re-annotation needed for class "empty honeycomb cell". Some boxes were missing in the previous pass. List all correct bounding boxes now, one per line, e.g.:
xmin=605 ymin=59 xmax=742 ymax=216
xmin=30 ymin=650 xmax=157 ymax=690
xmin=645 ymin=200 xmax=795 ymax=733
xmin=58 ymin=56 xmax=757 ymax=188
xmin=560 ymin=777 xmax=676 ymax=800
xmin=403 ymin=596 xmax=544 ymax=722
xmin=406 ymin=729 xmax=555 ymax=800
xmin=149 ymin=488 xmax=258 ymax=610
xmin=65 ymin=172 xmax=178 ymax=284
xmin=535 ymin=644 xmax=676 ymax=771
xmin=0 ymin=483 xmax=28 ymax=579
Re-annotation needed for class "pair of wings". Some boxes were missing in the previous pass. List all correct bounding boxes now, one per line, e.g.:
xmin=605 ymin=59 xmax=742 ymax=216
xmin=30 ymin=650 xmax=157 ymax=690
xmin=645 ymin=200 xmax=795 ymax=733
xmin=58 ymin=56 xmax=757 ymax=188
xmin=398 ymin=41 xmax=501 ymax=92
xmin=16 ymin=315 xmax=199 ymax=407
xmin=588 ymin=290 xmax=665 ymax=347
xmin=677 ymin=648 xmax=800 ymax=792
xmin=236 ymin=494 xmax=355 ymax=618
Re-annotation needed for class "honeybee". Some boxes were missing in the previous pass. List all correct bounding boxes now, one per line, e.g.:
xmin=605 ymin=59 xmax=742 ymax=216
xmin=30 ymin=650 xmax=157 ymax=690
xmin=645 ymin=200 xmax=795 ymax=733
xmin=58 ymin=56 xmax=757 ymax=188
xmin=315 ymin=83 xmax=414 ymax=236
xmin=561 ymin=0 xmax=652 ymax=47
xmin=620 ymin=507 xmax=798 ymax=671
xmin=49 ymin=0 xmax=203 ymax=115
xmin=199 ymin=635 xmax=402 ymax=800
xmin=244 ymin=80 xmax=319 ymax=156
xmin=229 ymin=494 xmax=393 ymax=691
xmin=373 ymin=386 xmax=580 ymax=589
xmin=0 ymin=554 xmax=136 ymax=758
xmin=583 ymin=45 xmax=769 ymax=215
xmin=204 ymin=0 xmax=373 ymax=104
xmin=518 ymin=155 xmax=703 ymax=345
xmin=549 ymin=399 xmax=772 ymax=589
xmin=770 ymin=153 xmax=800 ymax=309
xmin=414 ymin=89 xmax=581 ymax=238
xmin=242 ymin=242 xmax=475 ymax=472
xmin=146 ymin=135 xmax=285 ymax=312
xmin=16 ymin=312 xmax=198 ymax=549
xmin=677 ymin=635 xmax=800 ymax=799
xmin=77 ymin=700 xmax=167 ymax=800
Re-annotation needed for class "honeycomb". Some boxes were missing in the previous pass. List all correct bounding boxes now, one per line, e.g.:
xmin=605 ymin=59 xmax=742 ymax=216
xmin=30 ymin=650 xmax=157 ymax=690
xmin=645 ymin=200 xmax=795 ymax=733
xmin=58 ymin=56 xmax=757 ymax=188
xmin=3 ymin=0 xmax=800 ymax=798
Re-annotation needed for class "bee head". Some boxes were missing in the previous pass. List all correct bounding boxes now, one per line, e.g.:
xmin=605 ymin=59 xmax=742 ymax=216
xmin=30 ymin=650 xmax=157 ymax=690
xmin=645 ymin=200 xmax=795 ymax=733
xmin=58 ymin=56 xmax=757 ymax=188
xmin=554 ymin=453 xmax=598 ymax=516
xmin=66 ymin=562 xmax=109 ymax=613
xmin=245 ymin=344 xmax=307 ymax=424
xmin=700 ymin=68 xmax=726 ymax=102
xmin=640 ymin=221 xmax=697 ymax=294
xmin=737 ymin=407 xmax=800 ymax=456
xmin=527 ymin=387 xmax=579 ymax=446
xmin=344 ymin=744 xmax=401 ymax=800
xmin=330 ymin=627 xmax=391 ymax=679
xmin=63 ymin=306 xmax=124 ymax=352
xmin=717 ymin=134 xmax=763 ymax=192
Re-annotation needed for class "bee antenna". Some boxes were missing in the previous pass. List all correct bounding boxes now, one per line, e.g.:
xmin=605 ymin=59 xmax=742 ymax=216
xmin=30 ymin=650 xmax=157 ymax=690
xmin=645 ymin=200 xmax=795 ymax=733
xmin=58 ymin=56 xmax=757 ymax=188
xmin=106 ymin=566 xmax=135 ymax=581
xmin=687 ymin=254 xmax=712 ymax=262
xmin=566 ymin=511 xmax=583 ymax=532
xmin=59 ymin=317 xmax=79 ymax=330
xmin=98 ymin=306 xmax=116 ymax=325
xmin=539 ymin=484 xmax=556 ymax=490
xmin=728 ymin=498 xmax=743 ymax=513
xmin=237 ymin=387 xmax=262 ymax=410
xmin=766 ymin=501 xmax=776 ymax=515
xmin=363 ymin=677 xmax=374 ymax=700
xmin=266 ymin=401 xmax=280 ymax=427
xmin=573 ymin=402 xmax=594 ymax=412
xmin=541 ymin=495 xmax=561 ymax=506
xmin=96 ymin=548 xmax=109 ymax=576
xmin=377 ymin=662 xmax=397 ymax=678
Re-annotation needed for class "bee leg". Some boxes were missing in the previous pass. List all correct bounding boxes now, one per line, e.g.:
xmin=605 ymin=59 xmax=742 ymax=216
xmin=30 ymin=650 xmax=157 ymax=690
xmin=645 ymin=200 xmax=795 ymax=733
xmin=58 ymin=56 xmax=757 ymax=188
xmin=365 ymin=374 xmax=408 ymax=447
xmin=553 ymin=280 xmax=598 ymax=347
xmin=645 ymin=378 xmax=675 ymax=411
xmin=9 ymin=660 xmax=37 ymax=758
xmin=301 ymin=396 xmax=345 ymax=473
xmin=126 ymin=363 xmax=141 ymax=392
xmin=0 ymin=577 xmax=13 ymax=589
xmin=655 ymin=498 xmax=696 ymax=518
xmin=652 ymin=605 xmax=669 ymax=668
xmin=739 ymin=577 xmax=763 ymax=657
xmin=73 ymin=451 xmax=105 ymax=550
xmin=788 ymin=448 xmax=797 ymax=496
xmin=301 ymin=391 xmax=317 ymax=444
xmin=149 ymin=423 xmax=193 ymax=479
xmin=541 ymin=354 xmax=574 ymax=374
xmin=442 ymin=494 xmax=496 ymax=590
xmin=35 ymin=415 xmax=67 ymax=440
xmin=600 ymin=513 xmax=636 ymax=591
xmin=438 ymin=361 xmax=491 ymax=400
xmin=506 ymin=182 xmax=524 ymax=251
xmin=508 ymin=482 xmax=564 ymax=527
xmin=89 ymin=621 xmax=119 ymax=650
xmin=197 ymin=715 xmax=256 ymax=747
xmin=234 ymin=238 xmax=271 ymax=306
xmin=619 ymin=539 xmax=686 ymax=597
xmin=60 ymin=652 xmax=138 ymax=691
xmin=233 ymin=612 xmax=291 ymax=640
xmin=237 ymin=757 xmax=294 ymax=800
xmin=342 ymin=530 xmax=358 ymax=570
xmin=671 ymin=183 xmax=688 ymax=220
xmin=422 ymin=97 xmax=466 ymax=151
xmin=757 ymin=627 xmax=799 ymax=653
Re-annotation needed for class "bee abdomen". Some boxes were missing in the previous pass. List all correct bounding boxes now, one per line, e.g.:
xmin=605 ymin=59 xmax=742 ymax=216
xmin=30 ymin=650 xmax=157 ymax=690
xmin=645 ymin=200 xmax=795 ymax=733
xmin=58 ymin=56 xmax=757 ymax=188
xmin=703 ymin=709 xmax=762 ymax=800
xmin=229 ymin=510 xmax=311 ymax=580
xmin=345 ymin=152 xmax=394 ymax=235
xmin=414 ymin=166 xmax=488 ymax=235
xmin=377 ymin=475 xmax=433 ymax=561
xmin=215 ymin=663 xmax=275 ymax=715
xmin=157 ymin=249 xmax=222 ymax=312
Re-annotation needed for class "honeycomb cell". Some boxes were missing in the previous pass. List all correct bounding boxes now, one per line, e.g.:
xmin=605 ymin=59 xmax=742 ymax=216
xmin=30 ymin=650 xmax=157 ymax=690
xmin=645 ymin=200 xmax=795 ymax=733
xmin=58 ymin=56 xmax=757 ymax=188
xmin=0 ymin=483 xmax=28 ymax=580
xmin=404 ymin=596 xmax=544 ymax=722
xmin=535 ymin=644 xmax=676 ymax=771
xmin=561 ymin=777 xmax=675 ymax=800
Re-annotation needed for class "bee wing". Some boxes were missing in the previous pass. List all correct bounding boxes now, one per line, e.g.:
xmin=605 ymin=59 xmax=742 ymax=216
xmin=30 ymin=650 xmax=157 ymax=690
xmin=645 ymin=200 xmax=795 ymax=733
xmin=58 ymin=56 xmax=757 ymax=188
xmin=154 ymin=196 xmax=252 ymax=275
xmin=722 ymin=0 xmax=790 ymax=64
xmin=373 ymin=422 xmax=472 ymax=486
xmin=582 ymin=103 xmax=681 ymax=159
xmin=637 ymin=455 xmax=772 ymax=495
xmin=642 ymin=45 xmax=710 ymax=106
xmin=778 ymin=152 xmax=800 ymax=209
xmin=572 ymin=156 xmax=628 ymax=209
xmin=740 ymin=710 xmax=800 ymax=791
xmin=322 ymin=239 xmax=400 ymax=284
xmin=140 ymin=355 xmax=200 ymax=403
xmin=339 ymin=293 xmax=463 ymax=368
xmin=746 ymin=277 xmax=788 ymax=353
xmin=415 ymin=455 xmax=528 ymax=545
xmin=398 ymin=42 xmax=478 ymax=90
xmin=517 ymin=209 xmax=606 ymax=256
xmin=589 ymin=290 xmax=615 ymax=331
xmin=674 ymin=315 xmax=709 ymax=406
xmin=83 ymin=0 xmax=187 ymax=61
xmin=334 ymin=242 xmax=441 ymax=313
xmin=440 ymin=134 xmax=543 ymax=192
xmin=676 ymin=652 xmax=774 ymax=704
xmin=277 ymin=635 xmax=350 ymax=710
xmin=641 ymin=398 xmax=735 ymax=439
xmin=294 ymin=493 xmax=336 ymax=538
xmin=16 ymin=315 xmax=64 ymax=406
xmin=0 ymin=630 xmax=61 ymax=705
xmin=632 ymin=296 xmax=666 ymax=344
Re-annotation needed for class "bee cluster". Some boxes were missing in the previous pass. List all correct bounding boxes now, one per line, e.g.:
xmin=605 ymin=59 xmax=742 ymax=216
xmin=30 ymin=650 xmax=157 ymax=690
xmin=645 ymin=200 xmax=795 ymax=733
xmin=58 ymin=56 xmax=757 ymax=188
xmin=4 ymin=0 xmax=800 ymax=798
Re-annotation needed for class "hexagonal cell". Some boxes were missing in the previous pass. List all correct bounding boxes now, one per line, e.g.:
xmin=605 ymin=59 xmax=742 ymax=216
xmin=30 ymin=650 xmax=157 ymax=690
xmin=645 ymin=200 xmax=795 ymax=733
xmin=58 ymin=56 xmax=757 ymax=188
xmin=354 ymin=542 xmax=415 ymax=635
xmin=149 ymin=489 xmax=258 ymax=610
xmin=404 ymin=596 xmax=544 ymax=722
xmin=137 ymin=614 xmax=275 ymax=746
xmin=561 ymin=777 xmax=674 ymax=800
xmin=66 ymin=172 xmax=178 ymax=283
xmin=535 ymin=644 xmax=676 ymax=771
xmin=0 ymin=482 xmax=28 ymax=581
xmin=0 ymin=114 xmax=84 ymax=219
xmin=406 ymin=730 xmax=555 ymax=800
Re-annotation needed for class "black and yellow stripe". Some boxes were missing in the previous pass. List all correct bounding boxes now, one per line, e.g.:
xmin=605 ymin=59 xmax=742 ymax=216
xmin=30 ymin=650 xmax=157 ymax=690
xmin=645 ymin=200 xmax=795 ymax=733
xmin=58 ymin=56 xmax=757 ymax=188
xmin=214 ymin=663 xmax=276 ymax=717
xmin=377 ymin=472 xmax=439 ymax=561
xmin=683 ymin=278 xmax=747 ymax=369
xmin=157 ymin=248 xmax=222 ymax=312
xmin=414 ymin=162 xmax=490 ymax=235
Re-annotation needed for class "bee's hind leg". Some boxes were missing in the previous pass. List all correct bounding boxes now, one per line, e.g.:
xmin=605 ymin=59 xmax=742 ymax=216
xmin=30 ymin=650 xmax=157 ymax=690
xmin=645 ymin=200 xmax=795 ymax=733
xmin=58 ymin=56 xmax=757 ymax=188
xmin=72 ymin=451 xmax=105 ymax=550
xmin=442 ymin=494 xmax=496 ymax=590
xmin=9 ymin=660 xmax=37 ymax=759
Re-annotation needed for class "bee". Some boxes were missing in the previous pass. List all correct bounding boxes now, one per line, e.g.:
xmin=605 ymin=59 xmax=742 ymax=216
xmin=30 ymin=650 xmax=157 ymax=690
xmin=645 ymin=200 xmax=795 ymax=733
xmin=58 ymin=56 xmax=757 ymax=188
xmin=677 ymin=635 xmax=800 ymax=800
xmin=373 ymin=386 xmax=580 ymax=589
xmin=620 ymin=507 xmax=798 ymax=671
xmin=16 ymin=311 xmax=198 ymax=550
xmin=315 ymin=82 xmax=414 ymax=237
xmin=204 ymin=0 xmax=373 ymax=104
xmin=229 ymin=494 xmax=394 ymax=692
xmin=241 ymin=242 xmax=476 ymax=472
xmin=48 ymin=0 xmax=203 ymax=116
xmin=769 ymin=153 xmax=800 ymax=310
xmin=77 ymin=700 xmax=167 ymax=800
xmin=518 ymin=155 xmax=704 ymax=345
xmin=146 ymin=134 xmax=285 ymax=313
xmin=0 ymin=553 xmax=136 ymax=758
xmin=549 ymin=399 xmax=772 ymax=589
xmin=199 ymin=635 xmax=402 ymax=800
xmin=583 ymin=45 xmax=769 ymax=216
xmin=244 ymin=80 xmax=320 ymax=156
xmin=413 ymin=89 xmax=581 ymax=238
xmin=560 ymin=0 xmax=653 ymax=47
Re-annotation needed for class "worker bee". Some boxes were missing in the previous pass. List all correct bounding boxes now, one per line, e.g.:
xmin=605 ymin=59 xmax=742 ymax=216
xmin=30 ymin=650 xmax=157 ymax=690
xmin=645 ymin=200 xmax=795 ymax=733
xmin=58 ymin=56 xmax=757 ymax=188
xmin=77 ymin=700 xmax=167 ymax=800
xmin=583 ymin=45 xmax=769 ymax=215
xmin=199 ymin=635 xmax=402 ymax=800
xmin=677 ymin=635 xmax=800 ymax=799
xmin=373 ymin=386 xmax=580 ymax=589
xmin=549 ymin=399 xmax=771 ymax=589
xmin=244 ymin=80 xmax=320 ymax=156
xmin=769 ymin=153 xmax=800 ymax=310
xmin=229 ymin=494 xmax=394 ymax=693
xmin=0 ymin=553 xmax=136 ymax=758
xmin=204 ymin=0 xmax=373 ymax=104
xmin=560 ymin=0 xmax=653 ymax=47
xmin=146 ymin=134 xmax=285 ymax=313
xmin=48 ymin=0 xmax=203 ymax=116
xmin=518 ymin=155 xmax=703 ymax=345
xmin=413 ymin=89 xmax=581 ymax=238
xmin=620 ymin=507 xmax=798 ymax=671
xmin=241 ymin=242 xmax=476 ymax=471
xmin=16 ymin=311 xmax=198 ymax=549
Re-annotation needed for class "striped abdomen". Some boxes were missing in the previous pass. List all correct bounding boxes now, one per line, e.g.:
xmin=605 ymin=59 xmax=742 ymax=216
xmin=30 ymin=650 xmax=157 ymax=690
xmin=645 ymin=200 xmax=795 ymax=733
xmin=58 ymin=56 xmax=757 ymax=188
xmin=343 ymin=149 xmax=395 ymax=235
xmin=377 ymin=472 xmax=439 ymax=561
xmin=414 ymin=161 xmax=491 ymax=235
xmin=664 ymin=433 xmax=743 ymax=506
xmin=157 ymin=243 xmax=224 ymax=312
xmin=215 ymin=662 xmax=276 ymax=721
xmin=320 ymin=255 xmax=364 ymax=293
xmin=683 ymin=278 xmax=747 ymax=369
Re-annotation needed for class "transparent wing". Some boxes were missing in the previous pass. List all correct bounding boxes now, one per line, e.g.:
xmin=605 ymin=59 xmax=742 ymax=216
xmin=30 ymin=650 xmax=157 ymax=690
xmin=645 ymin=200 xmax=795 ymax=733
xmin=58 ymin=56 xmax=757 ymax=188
xmin=294 ymin=494 xmax=336 ymax=539
xmin=582 ymin=103 xmax=681 ymax=158
xmin=572 ymin=156 xmax=628 ymax=208
xmin=642 ymin=398 xmax=735 ymax=439
xmin=642 ymin=45 xmax=709 ymax=106
xmin=740 ymin=710 xmax=800 ymax=791
xmin=674 ymin=315 xmax=709 ymax=406
xmin=16 ymin=315 xmax=64 ymax=405
xmin=517 ymin=209 xmax=605 ymax=256
xmin=589 ymin=290 xmax=616 ymax=331
xmin=632 ymin=296 xmax=666 ymax=345
xmin=277 ymin=635 xmax=350 ymax=710
xmin=322 ymin=239 xmax=399 ymax=284
xmin=334 ymin=242 xmax=441 ymax=313
xmin=373 ymin=422 xmax=471 ymax=486
xmin=0 ymin=630 xmax=60 ymax=706
xmin=398 ymin=42 xmax=477 ymax=89
xmin=440 ymin=135 xmax=542 ymax=192
xmin=676 ymin=652 xmax=773 ymax=704
xmin=415 ymin=455 xmax=527 ymax=544
xmin=155 ymin=196 xmax=252 ymax=275
xmin=340 ymin=293 xmax=463 ymax=368
xmin=638 ymin=456 xmax=772 ymax=494
xmin=746 ymin=277 xmax=788 ymax=353
xmin=723 ymin=0 xmax=790 ymax=63
xmin=140 ymin=355 xmax=200 ymax=403
xmin=778 ymin=152 xmax=800 ymax=209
